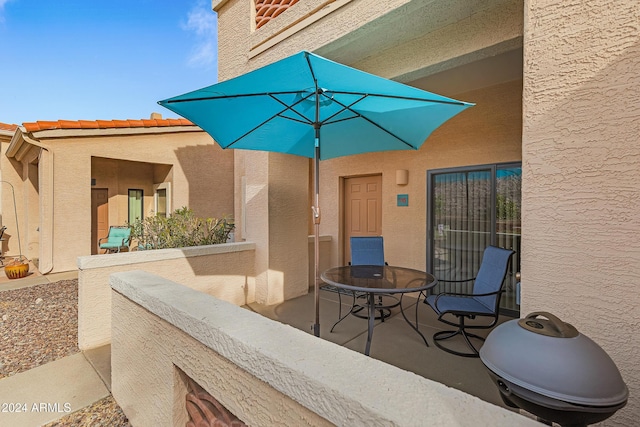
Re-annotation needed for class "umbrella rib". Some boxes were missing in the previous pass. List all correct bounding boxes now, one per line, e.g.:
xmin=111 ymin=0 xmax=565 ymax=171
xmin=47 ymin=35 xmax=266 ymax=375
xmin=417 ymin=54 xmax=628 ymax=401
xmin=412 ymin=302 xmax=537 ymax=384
xmin=276 ymin=115 xmax=313 ymax=126
xmin=304 ymin=52 xmax=321 ymax=97
xmin=330 ymin=90 xmax=470 ymax=107
xmin=163 ymin=90 xmax=306 ymax=104
xmin=322 ymin=94 xmax=418 ymax=149
xmin=316 ymin=92 xmax=360 ymax=124
xmin=225 ymin=94 xmax=314 ymax=148
xmin=224 ymin=116 xmax=278 ymax=148
xmin=269 ymin=94 xmax=315 ymax=125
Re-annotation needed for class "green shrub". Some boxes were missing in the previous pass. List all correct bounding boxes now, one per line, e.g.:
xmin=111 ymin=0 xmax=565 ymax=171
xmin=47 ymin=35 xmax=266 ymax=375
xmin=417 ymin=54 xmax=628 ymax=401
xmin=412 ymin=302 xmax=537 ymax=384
xmin=128 ymin=207 xmax=234 ymax=250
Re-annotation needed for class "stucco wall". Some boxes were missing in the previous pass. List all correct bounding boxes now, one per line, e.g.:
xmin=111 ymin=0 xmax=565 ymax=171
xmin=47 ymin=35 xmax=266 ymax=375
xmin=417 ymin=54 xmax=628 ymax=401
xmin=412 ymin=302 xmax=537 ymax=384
xmin=0 ymin=143 xmax=31 ymax=261
xmin=216 ymin=0 xmax=523 ymax=294
xmin=318 ymin=80 xmax=522 ymax=269
xmin=91 ymin=157 xmax=157 ymax=233
xmin=77 ymin=242 xmax=255 ymax=350
xmin=214 ymin=0 xmax=521 ymax=81
xmin=337 ymin=0 xmax=523 ymax=83
xmin=234 ymin=149 xmax=310 ymax=305
xmin=521 ymin=1 xmax=640 ymax=425
xmin=111 ymin=270 xmax=539 ymax=426
xmin=40 ymin=128 xmax=233 ymax=272
xmin=308 ymin=235 xmax=332 ymax=288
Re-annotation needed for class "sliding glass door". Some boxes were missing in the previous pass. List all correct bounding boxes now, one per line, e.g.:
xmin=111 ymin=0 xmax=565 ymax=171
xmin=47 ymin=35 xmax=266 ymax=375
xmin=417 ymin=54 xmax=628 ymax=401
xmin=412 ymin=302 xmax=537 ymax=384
xmin=427 ymin=163 xmax=521 ymax=314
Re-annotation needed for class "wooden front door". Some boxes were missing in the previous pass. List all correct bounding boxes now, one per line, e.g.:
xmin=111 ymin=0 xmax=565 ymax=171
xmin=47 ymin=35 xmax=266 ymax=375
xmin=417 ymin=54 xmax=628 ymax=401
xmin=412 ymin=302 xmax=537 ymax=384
xmin=344 ymin=174 xmax=382 ymax=264
xmin=91 ymin=189 xmax=109 ymax=254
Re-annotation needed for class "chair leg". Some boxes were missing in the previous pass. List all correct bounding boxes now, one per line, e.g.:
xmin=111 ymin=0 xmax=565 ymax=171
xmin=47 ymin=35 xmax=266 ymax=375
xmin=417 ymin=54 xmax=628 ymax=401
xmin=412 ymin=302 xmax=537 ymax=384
xmin=399 ymin=294 xmax=428 ymax=347
xmin=432 ymin=316 xmax=485 ymax=358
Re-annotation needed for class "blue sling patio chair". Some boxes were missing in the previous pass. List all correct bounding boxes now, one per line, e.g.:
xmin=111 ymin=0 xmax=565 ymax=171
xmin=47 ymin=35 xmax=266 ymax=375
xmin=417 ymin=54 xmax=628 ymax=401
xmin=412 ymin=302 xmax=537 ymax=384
xmin=98 ymin=226 xmax=132 ymax=254
xmin=424 ymin=245 xmax=515 ymax=357
xmin=327 ymin=236 xmax=400 ymax=332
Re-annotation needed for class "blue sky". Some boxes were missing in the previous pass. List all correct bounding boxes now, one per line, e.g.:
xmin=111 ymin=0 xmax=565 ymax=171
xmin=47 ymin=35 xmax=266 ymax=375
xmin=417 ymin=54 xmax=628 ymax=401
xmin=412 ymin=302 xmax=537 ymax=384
xmin=0 ymin=0 xmax=218 ymax=125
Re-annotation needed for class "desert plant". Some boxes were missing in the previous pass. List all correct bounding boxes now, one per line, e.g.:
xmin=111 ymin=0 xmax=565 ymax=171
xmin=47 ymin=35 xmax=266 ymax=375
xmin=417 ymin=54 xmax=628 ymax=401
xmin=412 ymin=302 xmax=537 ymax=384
xmin=128 ymin=207 xmax=234 ymax=250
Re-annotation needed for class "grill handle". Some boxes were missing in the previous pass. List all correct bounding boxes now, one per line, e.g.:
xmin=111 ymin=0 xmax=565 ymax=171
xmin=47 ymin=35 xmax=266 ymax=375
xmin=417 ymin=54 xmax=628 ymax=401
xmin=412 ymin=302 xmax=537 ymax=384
xmin=518 ymin=311 xmax=579 ymax=338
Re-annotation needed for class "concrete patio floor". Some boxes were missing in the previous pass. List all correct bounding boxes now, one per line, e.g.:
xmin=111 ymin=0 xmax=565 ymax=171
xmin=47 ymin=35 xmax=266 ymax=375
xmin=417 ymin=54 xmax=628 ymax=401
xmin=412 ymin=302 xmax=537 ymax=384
xmin=246 ymin=287 xmax=518 ymax=412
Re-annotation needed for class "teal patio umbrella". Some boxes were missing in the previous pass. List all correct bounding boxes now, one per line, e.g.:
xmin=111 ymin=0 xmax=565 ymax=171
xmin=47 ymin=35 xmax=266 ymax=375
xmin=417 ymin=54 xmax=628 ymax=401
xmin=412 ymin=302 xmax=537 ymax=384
xmin=159 ymin=50 xmax=473 ymax=337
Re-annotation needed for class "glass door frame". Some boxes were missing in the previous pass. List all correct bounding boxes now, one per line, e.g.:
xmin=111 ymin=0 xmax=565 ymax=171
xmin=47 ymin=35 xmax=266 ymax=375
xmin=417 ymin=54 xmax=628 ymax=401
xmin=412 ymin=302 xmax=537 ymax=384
xmin=128 ymin=189 xmax=144 ymax=224
xmin=426 ymin=161 xmax=521 ymax=316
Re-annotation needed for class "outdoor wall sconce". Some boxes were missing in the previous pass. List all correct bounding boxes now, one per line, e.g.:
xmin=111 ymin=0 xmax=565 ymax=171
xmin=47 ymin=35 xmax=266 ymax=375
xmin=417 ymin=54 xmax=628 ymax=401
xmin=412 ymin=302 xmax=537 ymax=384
xmin=396 ymin=169 xmax=409 ymax=185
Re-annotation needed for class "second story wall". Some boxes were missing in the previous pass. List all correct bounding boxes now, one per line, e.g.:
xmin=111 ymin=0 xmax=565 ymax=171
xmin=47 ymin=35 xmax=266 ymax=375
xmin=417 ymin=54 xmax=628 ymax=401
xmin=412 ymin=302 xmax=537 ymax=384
xmin=214 ymin=0 xmax=523 ymax=83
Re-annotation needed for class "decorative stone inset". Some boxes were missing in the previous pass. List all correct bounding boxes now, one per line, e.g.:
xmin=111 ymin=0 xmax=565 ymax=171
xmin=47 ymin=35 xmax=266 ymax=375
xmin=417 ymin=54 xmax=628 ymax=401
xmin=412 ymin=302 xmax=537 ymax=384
xmin=185 ymin=377 xmax=247 ymax=427
xmin=255 ymin=0 xmax=299 ymax=29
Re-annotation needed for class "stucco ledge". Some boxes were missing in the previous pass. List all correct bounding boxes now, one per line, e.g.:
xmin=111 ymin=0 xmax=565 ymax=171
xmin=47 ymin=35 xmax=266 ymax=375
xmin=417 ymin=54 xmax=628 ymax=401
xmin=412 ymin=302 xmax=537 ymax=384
xmin=77 ymin=241 xmax=256 ymax=270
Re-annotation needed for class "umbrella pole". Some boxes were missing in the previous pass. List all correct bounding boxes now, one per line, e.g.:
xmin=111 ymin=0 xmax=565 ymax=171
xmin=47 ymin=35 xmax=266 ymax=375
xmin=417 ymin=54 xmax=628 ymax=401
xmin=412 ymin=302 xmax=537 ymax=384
xmin=313 ymin=145 xmax=321 ymax=337
xmin=312 ymin=86 xmax=322 ymax=338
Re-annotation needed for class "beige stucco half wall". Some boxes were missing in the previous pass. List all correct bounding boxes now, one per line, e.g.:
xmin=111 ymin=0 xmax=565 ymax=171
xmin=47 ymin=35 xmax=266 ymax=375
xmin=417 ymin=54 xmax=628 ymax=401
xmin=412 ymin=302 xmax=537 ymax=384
xmin=77 ymin=242 xmax=256 ymax=350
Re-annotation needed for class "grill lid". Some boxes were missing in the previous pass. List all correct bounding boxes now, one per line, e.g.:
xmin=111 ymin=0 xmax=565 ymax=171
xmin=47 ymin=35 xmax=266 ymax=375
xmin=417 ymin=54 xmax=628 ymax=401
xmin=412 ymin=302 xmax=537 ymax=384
xmin=480 ymin=312 xmax=628 ymax=407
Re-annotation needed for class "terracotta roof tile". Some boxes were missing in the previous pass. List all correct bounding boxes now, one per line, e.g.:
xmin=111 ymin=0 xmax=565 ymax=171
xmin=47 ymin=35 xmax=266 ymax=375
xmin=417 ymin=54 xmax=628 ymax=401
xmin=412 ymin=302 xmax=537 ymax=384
xmin=256 ymin=0 xmax=299 ymax=29
xmin=30 ymin=121 xmax=59 ymax=131
xmin=58 ymin=120 xmax=82 ymax=129
xmin=142 ymin=119 xmax=169 ymax=127
xmin=113 ymin=120 xmax=133 ymax=128
xmin=79 ymin=120 xmax=99 ymax=128
xmin=0 ymin=122 xmax=18 ymax=132
xmin=96 ymin=120 xmax=114 ymax=128
xmin=127 ymin=119 xmax=145 ymax=127
xmin=20 ymin=118 xmax=194 ymax=132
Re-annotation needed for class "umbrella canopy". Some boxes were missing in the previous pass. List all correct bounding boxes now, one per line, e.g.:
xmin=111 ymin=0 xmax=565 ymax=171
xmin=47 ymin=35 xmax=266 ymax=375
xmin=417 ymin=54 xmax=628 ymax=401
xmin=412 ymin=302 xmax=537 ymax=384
xmin=159 ymin=50 xmax=473 ymax=337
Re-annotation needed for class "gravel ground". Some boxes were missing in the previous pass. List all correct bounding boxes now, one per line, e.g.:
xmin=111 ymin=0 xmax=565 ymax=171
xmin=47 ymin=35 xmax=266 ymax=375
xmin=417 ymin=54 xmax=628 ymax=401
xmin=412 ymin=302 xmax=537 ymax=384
xmin=43 ymin=396 xmax=130 ymax=427
xmin=0 ymin=279 xmax=131 ymax=426
xmin=0 ymin=280 xmax=79 ymax=378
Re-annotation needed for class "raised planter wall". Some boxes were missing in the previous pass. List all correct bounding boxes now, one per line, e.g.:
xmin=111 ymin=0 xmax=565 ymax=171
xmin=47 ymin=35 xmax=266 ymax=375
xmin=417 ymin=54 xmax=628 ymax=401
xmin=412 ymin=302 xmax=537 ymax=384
xmin=77 ymin=242 xmax=256 ymax=350
xmin=110 ymin=271 xmax=539 ymax=426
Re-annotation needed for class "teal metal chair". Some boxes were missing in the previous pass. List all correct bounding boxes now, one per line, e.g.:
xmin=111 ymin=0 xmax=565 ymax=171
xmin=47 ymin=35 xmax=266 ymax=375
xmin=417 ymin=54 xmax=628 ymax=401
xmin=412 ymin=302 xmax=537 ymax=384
xmin=98 ymin=226 xmax=131 ymax=253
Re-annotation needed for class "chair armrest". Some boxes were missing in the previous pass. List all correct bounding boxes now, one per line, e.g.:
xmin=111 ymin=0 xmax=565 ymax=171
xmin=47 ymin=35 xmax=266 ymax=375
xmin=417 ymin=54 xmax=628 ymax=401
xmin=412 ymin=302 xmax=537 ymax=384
xmin=437 ymin=277 xmax=476 ymax=284
xmin=432 ymin=288 xmax=504 ymax=310
xmin=98 ymin=237 xmax=107 ymax=245
xmin=436 ymin=288 xmax=504 ymax=299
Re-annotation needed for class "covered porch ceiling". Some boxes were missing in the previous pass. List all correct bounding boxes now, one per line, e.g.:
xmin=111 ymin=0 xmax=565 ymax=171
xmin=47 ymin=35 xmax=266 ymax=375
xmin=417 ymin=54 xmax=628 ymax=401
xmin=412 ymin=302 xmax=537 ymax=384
xmin=316 ymin=0 xmax=523 ymax=96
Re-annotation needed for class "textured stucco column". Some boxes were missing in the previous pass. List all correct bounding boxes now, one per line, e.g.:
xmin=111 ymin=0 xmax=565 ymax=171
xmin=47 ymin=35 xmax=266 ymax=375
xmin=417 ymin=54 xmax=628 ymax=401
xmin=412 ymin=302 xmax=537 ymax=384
xmin=521 ymin=1 xmax=640 ymax=425
xmin=243 ymin=150 xmax=309 ymax=305
xmin=37 ymin=149 xmax=54 ymax=273
xmin=25 ymin=161 xmax=40 ymax=260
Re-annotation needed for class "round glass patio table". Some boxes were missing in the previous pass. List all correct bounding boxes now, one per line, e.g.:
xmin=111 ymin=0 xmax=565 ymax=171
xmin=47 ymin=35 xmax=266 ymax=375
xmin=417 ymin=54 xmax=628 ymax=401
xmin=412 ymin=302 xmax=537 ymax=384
xmin=321 ymin=265 xmax=437 ymax=356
